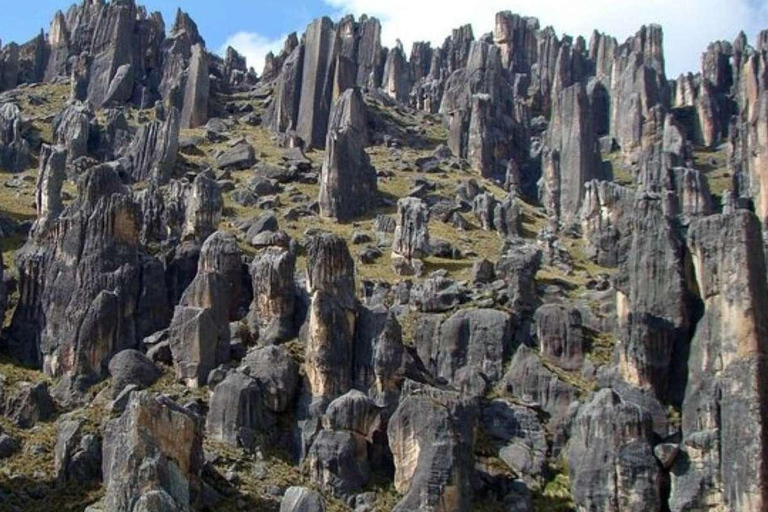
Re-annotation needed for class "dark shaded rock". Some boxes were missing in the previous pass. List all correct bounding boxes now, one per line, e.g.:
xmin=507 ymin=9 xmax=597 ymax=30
xmin=54 ymin=418 xmax=102 ymax=484
xmin=127 ymin=106 xmax=181 ymax=183
xmin=535 ymin=304 xmax=585 ymax=371
xmin=206 ymin=371 xmax=274 ymax=448
xmin=6 ymin=382 xmax=55 ymax=429
xmin=215 ymin=141 xmax=255 ymax=170
xmin=418 ymin=308 xmax=514 ymax=387
xmin=297 ymin=17 xmax=338 ymax=148
xmin=108 ymin=349 xmax=161 ymax=398
xmin=241 ymin=346 xmax=300 ymax=413
xmin=0 ymin=103 xmax=30 ymax=172
xmin=482 ymin=399 xmax=547 ymax=484
xmin=307 ymin=430 xmax=369 ymax=497
xmin=318 ymin=88 xmax=377 ymax=221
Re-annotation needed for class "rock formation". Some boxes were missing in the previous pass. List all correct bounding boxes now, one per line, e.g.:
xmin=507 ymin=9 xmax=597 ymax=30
xmin=318 ymin=87 xmax=377 ymax=221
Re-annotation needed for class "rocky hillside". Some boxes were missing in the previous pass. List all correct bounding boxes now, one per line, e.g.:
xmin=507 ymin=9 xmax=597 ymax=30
xmin=0 ymin=2 xmax=766 ymax=511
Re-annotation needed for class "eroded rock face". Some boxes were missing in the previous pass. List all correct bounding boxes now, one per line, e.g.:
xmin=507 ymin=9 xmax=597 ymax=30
xmin=241 ymin=346 xmax=300 ymax=413
xmin=388 ymin=381 xmax=477 ymax=512
xmin=103 ymin=392 xmax=204 ymax=512
xmin=53 ymin=102 xmax=92 ymax=164
xmin=297 ymin=17 xmax=338 ymax=148
xmin=318 ymin=87 xmax=377 ymax=221
xmin=569 ymin=388 xmax=662 ymax=512
xmin=168 ymin=233 xmax=237 ymax=388
xmin=180 ymin=44 xmax=210 ymax=129
xmin=615 ymin=193 xmax=693 ymax=403
xmin=0 ymin=102 xmax=30 ymax=171
xmin=580 ymin=180 xmax=634 ymax=267
xmin=417 ymin=308 xmax=514 ymax=389
xmin=670 ymin=210 xmax=768 ymax=512
xmin=248 ymin=245 xmax=297 ymax=345
xmin=535 ymin=304 xmax=585 ymax=371
xmin=206 ymin=371 xmax=274 ymax=448
xmin=10 ymin=162 xmax=142 ymax=380
xmin=392 ymin=197 xmax=430 ymax=276
xmin=305 ymin=234 xmax=357 ymax=406
xmin=541 ymin=82 xmax=601 ymax=223
xmin=127 ymin=106 xmax=181 ymax=183
xmin=183 ymin=172 xmax=223 ymax=240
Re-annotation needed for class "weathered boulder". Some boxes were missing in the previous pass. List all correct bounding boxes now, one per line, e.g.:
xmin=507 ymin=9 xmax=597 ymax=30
xmin=215 ymin=141 xmax=256 ymax=170
xmin=169 ymin=235 xmax=236 ymax=387
xmin=502 ymin=346 xmax=578 ymax=450
xmin=241 ymin=346 xmax=300 ymax=413
xmin=5 ymin=381 xmax=55 ymax=429
xmin=388 ymin=381 xmax=477 ymax=512
xmin=183 ymin=172 xmax=223 ymax=240
xmin=108 ymin=349 xmax=161 ymax=398
xmin=206 ymin=371 xmax=274 ymax=448
xmin=482 ymin=399 xmax=547 ymax=485
xmin=281 ymin=487 xmax=326 ymax=512
xmin=495 ymin=240 xmax=542 ymax=314
xmin=417 ymin=308 xmax=514 ymax=388
xmin=53 ymin=102 xmax=92 ymax=164
xmin=55 ymin=418 xmax=102 ymax=484
xmin=318 ymin=87 xmax=377 ymax=221
xmin=391 ymin=197 xmax=430 ymax=276
xmin=103 ymin=392 xmax=204 ymax=512
xmin=306 ymin=430 xmax=369 ymax=497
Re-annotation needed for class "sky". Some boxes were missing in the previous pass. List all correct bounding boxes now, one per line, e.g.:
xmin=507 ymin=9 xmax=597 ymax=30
xmin=0 ymin=0 xmax=766 ymax=78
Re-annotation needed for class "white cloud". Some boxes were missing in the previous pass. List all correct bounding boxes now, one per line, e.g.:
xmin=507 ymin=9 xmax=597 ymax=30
xmin=219 ymin=32 xmax=286 ymax=73
xmin=324 ymin=0 xmax=766 ymax=76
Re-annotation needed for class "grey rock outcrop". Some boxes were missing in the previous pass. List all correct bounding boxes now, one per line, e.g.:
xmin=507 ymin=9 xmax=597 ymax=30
xmin=388 ymin=381 xmax=477 ymax=512
xmin=670 ymin=211 xmax=768 ymax=511
xmin=103 ymin=392 xmax=204 ymax=512
xmin=318 ymin=87 xmax=377 ymax=221
xmin=127 ymin=106 xmax=181 ymax=183
xmin=206 ymin=371 xmax=274 ymax=448
xmin=0 ymin=102 xmax=30 ymax=171
xmin=569 ymin=388 xmax=662 ymax=511
xmin=391 ymin=197 xmax=430 ymax=276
